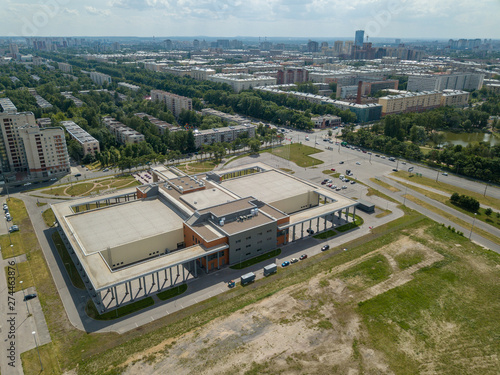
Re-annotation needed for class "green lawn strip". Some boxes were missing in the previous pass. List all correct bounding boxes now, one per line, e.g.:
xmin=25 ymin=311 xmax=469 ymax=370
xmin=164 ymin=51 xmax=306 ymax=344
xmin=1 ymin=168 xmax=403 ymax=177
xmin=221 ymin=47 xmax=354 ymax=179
xmin=36 ymin=202 xmax=47 ymax=207
xmin=357 ymin=224 xmax=500 ymax=375
xmin=369 ymin=177 xmax=401 ymax=193
xmin=51 ymin=232 xmax=85 ymax=290
xmin=40 ymin=186 xmax=68 ymax=196
xmin=375 ymin=208 xmax=392 ymax=218
xmin=76 ymin=211 xmax=426 ymax=375
xmin=391 ymin=179 xmax=500 ymax=231
xmin=85 ymin=297 xmax=155 ymax=321
xmin=403 ymin=194 xmax=500 ymax=244
xmin=279 ymin=168 xmax=295 ymax=174
xmin=340 ymin=253 xmax=392 ymax=291
xmin=265 ymin=143 xmax=324 ymax=168
xmin=66 ymin=183 xmax=95 ymax=196
xmin=0 ymin=198 xmax=39 ymax=259
xmin=42 ymin=208 xmax=55 ymax=227
xmin=313 ymin=229 xmax=337 ymax=239
xmin=365 ymin=186 xmax=400 ymax=204
xmin=157 ymin=284 xmax=188 ymax=301
xmin=4 ymin=261 xmax=35 ymax=293
xmin=230 ymin=248 xmax=281 ymax=270
xmin=21 ymin=342 xmax=60 ymax=375
xmin=336 ymin=214 xmax=364 ymax=233
xmin=393 ymin=249 xmax=426 ymax=270
xmin=391 ymin=170 xmax=500 ymax=210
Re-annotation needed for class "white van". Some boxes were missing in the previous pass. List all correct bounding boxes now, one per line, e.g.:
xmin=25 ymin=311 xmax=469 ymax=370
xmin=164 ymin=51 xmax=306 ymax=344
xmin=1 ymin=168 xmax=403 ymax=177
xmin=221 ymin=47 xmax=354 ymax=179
xmin=339 ymin=174 xmax=345 ymax=180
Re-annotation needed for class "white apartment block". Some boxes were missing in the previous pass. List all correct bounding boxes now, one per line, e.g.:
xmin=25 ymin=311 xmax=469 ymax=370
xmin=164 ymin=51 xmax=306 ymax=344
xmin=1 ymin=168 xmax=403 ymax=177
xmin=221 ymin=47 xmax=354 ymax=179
xmin=90 ymin=71 xmax=112 ymax=86
xmin=150 ymin=90 xmax=192 ymax=117
xmin=191 ymin=68 xmax=216 ymax=81
xmin=407 ymin=73 xmax=484 ymax=92
xmin=58 ymin=62 xmax=73 ymax=73
xmin=102 ymin=117 xmax=145 ymax=145
xmin=0 ymin=110 xmax=70 ymax=178
xmin=61 ymin=121 xmax=100 ymax=156
xmin=118 ymin=82 xmax=140 ymax=91
xmin=207 ymin=74 xmax=277 ymax=93
xmin=378 ymin=91 xmax=442 ymax=115
xmin=193 ymin=124 xmax=256 ymax=148
xmin=0 ymin=97 xmax=18 ymax=113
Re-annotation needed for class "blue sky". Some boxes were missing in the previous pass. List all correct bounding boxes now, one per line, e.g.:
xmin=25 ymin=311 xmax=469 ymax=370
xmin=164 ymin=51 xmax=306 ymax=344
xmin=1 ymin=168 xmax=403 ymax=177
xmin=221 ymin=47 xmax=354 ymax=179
xmin=3 ymin=0 xmax=499 ymax=39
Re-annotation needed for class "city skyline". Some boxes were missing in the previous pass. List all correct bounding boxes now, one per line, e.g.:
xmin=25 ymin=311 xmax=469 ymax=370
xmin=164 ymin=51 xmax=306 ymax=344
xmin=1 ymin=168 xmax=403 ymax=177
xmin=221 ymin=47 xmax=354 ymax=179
xmin=2 ymin=0 xmax=499 ymax=39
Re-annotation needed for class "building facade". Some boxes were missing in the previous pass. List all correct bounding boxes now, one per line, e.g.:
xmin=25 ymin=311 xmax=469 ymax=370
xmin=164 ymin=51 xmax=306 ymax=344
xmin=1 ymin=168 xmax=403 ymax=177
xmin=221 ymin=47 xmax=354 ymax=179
xmin=102 ymin=117 xmax=145 ymax=144
xmin=61 ymin=121 xmax=100 ymax=156
xmin=193 ymin=124 xmax=256 ymax=148
xmin=207 ymin=74 xmax=276 ymax=93
xmin=150 ymin=90 xmax=193 ymax=117
xmin=407 ymin=73 xmax=484 ymax=92
xmin=378 ymin=91 xmax=442 ymax=115
xmin=89 ymin=71 xmax=112 ymax=86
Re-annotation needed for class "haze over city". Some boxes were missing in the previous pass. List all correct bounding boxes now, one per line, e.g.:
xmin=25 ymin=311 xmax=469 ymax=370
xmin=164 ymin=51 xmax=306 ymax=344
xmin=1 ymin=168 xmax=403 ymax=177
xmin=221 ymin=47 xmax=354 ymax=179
xmin=2 ymin=0 xmax=500 ymax=38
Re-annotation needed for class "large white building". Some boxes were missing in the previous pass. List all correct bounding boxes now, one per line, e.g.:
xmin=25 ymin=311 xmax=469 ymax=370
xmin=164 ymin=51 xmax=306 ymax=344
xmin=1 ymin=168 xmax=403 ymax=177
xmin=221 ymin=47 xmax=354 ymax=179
xmin=150 ymin=90 xmax=193 ymax=117
xmin=61 ymin=121 xmax=100 ymax=156
xmin=0 ymin=110 xmax=70 ymax=179
xmin=407 ymin=73 xmax=484 ymax=92
xmin=58 ymin=62 xmax=72 ymax=73
xmin=89 ymin=71 xmax=112 ymax=86
xmin=207 ymin=73 xmax=277 ymax=93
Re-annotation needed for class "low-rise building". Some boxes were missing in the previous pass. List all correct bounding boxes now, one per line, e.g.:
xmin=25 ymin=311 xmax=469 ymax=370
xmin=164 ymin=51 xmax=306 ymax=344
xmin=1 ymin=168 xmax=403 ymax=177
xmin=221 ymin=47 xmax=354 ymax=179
xmin=440 ymin=90 xmax=470 ymax=107
xmin=61 ymin=121 xmax=100 ymax=156
xmin=102 ymin=117 xmax=145 ymax=145
xmin=134 ymin=112 xmax=180 ymax=134
xmin=118 ymin=82 xmax=141 ymax=91
xmin=312 ymin=115 xmax=342 ymax=128
xmin=150 ymin=90 xmax=192 ymax=117
xmin=378 ymin=91 xmax=442 ymax=116
xmin=207 ymin=73 xmax=276 ymax=93
xmin=191 ymin=67 xmax=216 ymax=81
xmin=90 ymin=71 xmax=112 ymax=86
xmin=193 ymin=124 xmax=256 ymax=148
xmin=58 ymin=62 xmax=72 ymax=73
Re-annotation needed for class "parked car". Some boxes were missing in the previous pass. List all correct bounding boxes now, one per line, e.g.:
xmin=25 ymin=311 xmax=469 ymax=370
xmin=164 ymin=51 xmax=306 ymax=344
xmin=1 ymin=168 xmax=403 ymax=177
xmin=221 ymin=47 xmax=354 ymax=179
xmin=336 ymin=187 xmax=341 ymax=191
xmin=356 ymin=162 xmax=361 ymax=165
xmin=401 ymin=162 xmax=406 ymax=165
xmin=23 ymin=182 xmax=32 ymax=186
xmin=299 ymin=254 xmax=308 ymax=260
xmin=331 ymin=185 xmax=337 ymax=189
xmin=342 ymin=185 xmax=347 ymax=189
xmin=330 ymin=168 xmax=336 ymax=172
xmin=23 ymin=293 xmax=37 ymax=301
xmin=227 ymin=280 xmax=235 ymax=288
xmin=351 ymin=181 xmax=356 ymax=184
xmin=306 ymin=228 xmax=314 ymax=235
xmin=290 ymin=258 xmax=299 ymax=264
xmin=50 ymin=177 xmax=57 ymax=181
xmin=281 ymin=261 xmax=290 ymax=267
xmin=102 ymin=168 xmax=109 ymax=172
xmin=74 ymin=173 xmax=82 ymax=177
xmin=375 ymin=154 xmax=380 ymax=157
xmin=339 ymin=161 xmax=344 ymax=164
xmin=9 ymin=225 xmax=19 ymax=232
xmin=442 ymin=172 xmax=448 ymax=176
xmin=392 ymin=169 xmax=398 ymax=172
xmin=321 ymin=181 xmax=327 ymax=185
xmin=6 ymin=214 xmax=12 ymax=221
xmin=321 ymin=245 xmax=330 ymax=251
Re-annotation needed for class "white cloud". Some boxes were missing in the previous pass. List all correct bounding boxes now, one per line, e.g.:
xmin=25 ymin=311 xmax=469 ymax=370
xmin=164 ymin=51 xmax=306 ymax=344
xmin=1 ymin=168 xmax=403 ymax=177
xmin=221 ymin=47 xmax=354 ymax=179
xmin=85 ymin=6 xmax=111 ymax=16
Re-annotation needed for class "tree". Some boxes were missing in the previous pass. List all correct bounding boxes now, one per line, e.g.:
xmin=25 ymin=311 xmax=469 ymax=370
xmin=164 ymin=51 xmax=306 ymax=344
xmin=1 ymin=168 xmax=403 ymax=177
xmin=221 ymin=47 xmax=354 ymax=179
xmin=485 ymin=207 xmax=493 ymax=216
xmin=409 ymin=125 xmax=427 ymax=144
xmin=248 ymin=139 xmax=261 ymax=154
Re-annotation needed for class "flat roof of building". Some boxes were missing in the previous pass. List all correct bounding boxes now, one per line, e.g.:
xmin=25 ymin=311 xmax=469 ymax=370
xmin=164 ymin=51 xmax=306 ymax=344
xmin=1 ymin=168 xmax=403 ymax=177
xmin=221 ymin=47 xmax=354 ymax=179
xmin=67 ymin=198 xmax=184 ymax=255
xmin=221 ymin=169 xmax=314 ymax=204
xmin=180 ymin=187 xmax=235 ymax=210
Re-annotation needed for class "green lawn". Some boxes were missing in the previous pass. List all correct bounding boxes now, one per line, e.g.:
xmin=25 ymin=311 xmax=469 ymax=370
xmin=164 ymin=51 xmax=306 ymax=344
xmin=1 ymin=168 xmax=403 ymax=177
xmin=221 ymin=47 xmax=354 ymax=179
xmin=4 ymin=261 xmax=35 ymax=293
xmin=230 ymin=249 xmax=281 ymax=270
xmin=85 ymin=297 xmax=155 ymax=321
xmin=0 ymin=198 xmax=39 ymax=259
xmin=266 ymin=143 xmax=324 ymax=168
xmin=313 ymin=229 xmax=337 ymax=239
xmin=42 ymin=208 xmax=55 ymax=227
xmin=336 ymin=214 xmax=364 ymax=233
xmin=177 ymin=161 xmax=218 ymax=173
xmin=394 ymin=249 xmax=426 ymax=270
xmin=157 ymin=284 xmax=188 ymax=301
xmin=340 ymin=254 xmax=392 ymax=291
xmin=52 ymin=232 xmax=85 ymax=290
xmin=392 ymin=170 xmax=500 ymax=210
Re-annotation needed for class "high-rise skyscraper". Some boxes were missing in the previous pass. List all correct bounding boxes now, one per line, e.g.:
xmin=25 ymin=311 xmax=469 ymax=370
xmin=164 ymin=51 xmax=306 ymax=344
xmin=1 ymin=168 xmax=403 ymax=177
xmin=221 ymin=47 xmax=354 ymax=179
xmin=355 ymin=30 xmax=365 ymax=47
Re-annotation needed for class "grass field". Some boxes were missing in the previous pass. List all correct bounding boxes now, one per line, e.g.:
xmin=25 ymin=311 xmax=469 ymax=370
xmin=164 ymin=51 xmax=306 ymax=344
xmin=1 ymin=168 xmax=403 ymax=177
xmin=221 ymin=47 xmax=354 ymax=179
xmin=42 ymin=208 xmax=55 ymax=227
xmin=157 ymin=283 xmax=188 ymax=301
xmin=176 ymin=161 xmax=218 ymax=173
xmin=230 ymin=249 xmax=281 ymax=270
xmin=340 ymin=253 xmax=392 ymax=291
xmin=403 ymin=194 xmax=500 ymax=244
xmin=4 ymin=261 xmax=35 ymax=292
xmin=370 ymin=177 xmax=401 ymax=193
xmin=266 ymin=143 xmax=323 ymax=168
xmin=40 ymin=176 xmax=139 ymax=197
xmin=391 ymin=170 xmax=500 ymax=210
xmin=0 ymin=198 xmax=39 ymax=259
xmin=392 ymin=178 xmax=500 ymax=231
xmin=86 ymin=297 xmax=155 ymax=321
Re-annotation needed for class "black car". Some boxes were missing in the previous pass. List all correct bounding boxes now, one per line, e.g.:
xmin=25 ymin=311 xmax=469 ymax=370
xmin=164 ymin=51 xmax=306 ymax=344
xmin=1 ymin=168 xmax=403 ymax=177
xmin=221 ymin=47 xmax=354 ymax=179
xmin=321 ymin=245 xmax=330 ymax=251
xmin=23 ymin=293 xmax=37 ymax=301
xmin=306 ymin=228 xmax=315 ymax=235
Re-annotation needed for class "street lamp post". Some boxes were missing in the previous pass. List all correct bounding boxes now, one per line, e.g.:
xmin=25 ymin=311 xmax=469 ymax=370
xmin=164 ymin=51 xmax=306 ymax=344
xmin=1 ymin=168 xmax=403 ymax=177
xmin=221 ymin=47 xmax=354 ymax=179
xmin=403 ymin=184 xmax=408 ymax=206
xmin=469 ymin=213 xmax=477 ymax=241
xmin=19 ymin=280 xmax=30 ymax=315
xmin=484 ymin=181 xmax=490 ymax=197
xmin=32 ymin=331 xmax=43 ymax=371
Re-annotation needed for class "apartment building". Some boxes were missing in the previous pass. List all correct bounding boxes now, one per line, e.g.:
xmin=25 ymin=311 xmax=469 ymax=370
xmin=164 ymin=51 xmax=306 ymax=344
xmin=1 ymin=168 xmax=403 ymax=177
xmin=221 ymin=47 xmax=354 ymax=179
xmin=20 ymin=125 xmax=70 ymax=178
xmin=150 ymin=90 xmax=192 ymax=117
xmin=378 ymin=91 xmax=442 ymax=115
xmin=90 ymin=71 xmax=112 ymax=86
xmin=0 ymin=97 xmax=18 ymax=113
xmin=102 ymin=117 xmax=145 ymax=145
xmin=58 ymin=62 xmax=73 ymax=73
xmin=200 ymin=108 xmax=248 ymax=125
xmin=407 ymin=73 xmax=484 ymax=92
xmin=193 ymin=124 xmax=256 ymax=148
xmin=0 ymin=110 xmax=70 ymax=178
xmin=191 ymin=68 xmax=216 ymax=81
xmin=207 ymin=74 xmax=276 ymax=93
xmin=134 ymin=112 xmax=180 ymax=134
xmin=440 ymin=90 xmax=470 ymax=107
xmin=61 ymin=121 xmax=100 ymax=156
xmin=276 ymin=68 xmax=309 ymax=84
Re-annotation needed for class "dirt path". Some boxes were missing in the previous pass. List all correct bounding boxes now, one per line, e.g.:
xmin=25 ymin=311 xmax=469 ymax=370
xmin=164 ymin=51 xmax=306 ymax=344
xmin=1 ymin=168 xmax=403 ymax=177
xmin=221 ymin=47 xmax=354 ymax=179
xmin=120 ymin=234 xmax=445 ymax=375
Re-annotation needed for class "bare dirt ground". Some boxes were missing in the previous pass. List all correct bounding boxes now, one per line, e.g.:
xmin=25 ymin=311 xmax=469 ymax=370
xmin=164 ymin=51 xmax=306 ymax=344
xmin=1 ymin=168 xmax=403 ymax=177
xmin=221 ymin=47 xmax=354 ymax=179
xmin=119 ymin=235 xmax=444 ymax=375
